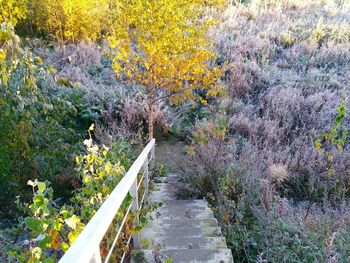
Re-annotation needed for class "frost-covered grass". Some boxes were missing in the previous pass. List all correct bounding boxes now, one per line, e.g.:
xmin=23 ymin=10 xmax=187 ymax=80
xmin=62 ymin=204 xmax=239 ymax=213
xmin=184 ymin=1 xmax=350 ymax=262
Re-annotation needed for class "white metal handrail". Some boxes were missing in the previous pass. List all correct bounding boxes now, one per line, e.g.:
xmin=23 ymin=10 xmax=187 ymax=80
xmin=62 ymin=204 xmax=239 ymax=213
xmin=59 ymin=139 xmax=156 ymax=263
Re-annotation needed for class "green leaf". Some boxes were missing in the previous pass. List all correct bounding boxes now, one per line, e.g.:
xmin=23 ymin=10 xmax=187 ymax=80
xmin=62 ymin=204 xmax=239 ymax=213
xmin=140 ymin=216 xmax=147 ymax=226
xmin=124 ymin=194 xmax=132 ymax=205
xmin=65 ymin=215 xmax=81 ymax=230
xmin=45 ymin=258 xmax=55 ymax=263
xmin=35 ymin=57 xmax=43 ymax=65
xmin=1 ymin=74 xmax=8 ymax=85
xmin=33 ymin=195 xmax=45 ymax=207
xmin=24 ymin=217 xmax=43 ymax=232
xmin=105 ymin=162 xmax=112 ymax=173
xmin=83 ymin=175 xmax=91 ymax=184
xmin=76 ymin=155 xmax=83 ymax=165
xmin=53 ymin=217 xmax=64 ymax=231
xmin=60 ymin=208 xmax=69 ymax=219
xmin=38 ymin=234 xmax=51 ymax=249
xmin=68 ymin=231 xmax=79 ymax=245
xmin=37 ymin=181 xmax=46 ymax=194
xmin=133 ymin=225 xmax=142 ymax=233
xmin=61 ymin=242 xmax=70 ymax=252
xmin=31 ymin=247 xmax=42 ymax=259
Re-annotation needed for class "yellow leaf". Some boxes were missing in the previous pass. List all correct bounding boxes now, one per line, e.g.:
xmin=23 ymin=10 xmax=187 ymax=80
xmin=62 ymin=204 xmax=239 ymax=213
xmin=49 ymin=230 xmax=60 ymax=250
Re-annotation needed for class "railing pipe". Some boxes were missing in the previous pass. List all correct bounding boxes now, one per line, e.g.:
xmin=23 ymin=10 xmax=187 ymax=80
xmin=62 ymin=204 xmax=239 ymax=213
xmin=150 ymin=144 xmax=155 ymax=171
xmin=143 ymin=159 xmax=149 ymax=200
xmin=59 ymin=139 xmax=155 ymax=263
xmin=129 ymin=177 xmax=140 ymax=249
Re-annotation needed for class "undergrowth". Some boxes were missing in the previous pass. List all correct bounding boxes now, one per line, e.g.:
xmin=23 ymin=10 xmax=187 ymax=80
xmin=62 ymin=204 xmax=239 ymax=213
xmin=182 ymin=1 xmax=350 ymax=262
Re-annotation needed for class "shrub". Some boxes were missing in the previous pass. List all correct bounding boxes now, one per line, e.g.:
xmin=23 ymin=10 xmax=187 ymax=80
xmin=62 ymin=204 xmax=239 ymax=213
xmin=24 ymin=0 xmax=109 ymax=43
xmin=0 ymin=0 xmax=27 ymax=26
xmin=228 ymin=201 xmax=350 ymax=262
xmin=1 ymin=127 xmax=134 ymax=262
xmin=0 ymin=23 xmax=97 ymax=219
xmin=183 ymin=1 xmax=350 ymax=261
xmin=154 ymin=163 xmax=168 ymax=178
xmin=36 ymin=42 xmax=172 ymax=142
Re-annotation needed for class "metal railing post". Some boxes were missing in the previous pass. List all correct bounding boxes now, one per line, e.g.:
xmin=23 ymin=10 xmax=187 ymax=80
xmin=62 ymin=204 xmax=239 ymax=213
xmin=59 ymin=139 xmax=155 ymax=262
xmin=143 ymin=160 xmax=149 ymax=199
xmin=90 ymin=246 xmax=102 ymax=263
xmin=129 ymin=178 xmax=141 ymax=249
xmin=150 ymin=143 xmax=155 ymax=172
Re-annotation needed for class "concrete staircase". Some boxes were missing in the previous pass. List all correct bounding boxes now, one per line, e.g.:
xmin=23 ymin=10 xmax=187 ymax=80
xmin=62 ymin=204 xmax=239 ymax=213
xmin=131 ymin=173 xmax=233 ymax=263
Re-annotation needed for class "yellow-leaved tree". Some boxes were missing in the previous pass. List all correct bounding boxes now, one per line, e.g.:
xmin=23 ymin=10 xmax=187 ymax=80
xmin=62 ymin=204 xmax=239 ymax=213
xmin=27 ymin=0 xmax=108 ymax=43
xmin=0 ymin=0 xmax=27 ymax=26
xmin=109 ymin=0 xmax=224 ymax=140
xmin=0 ymin=0 xmax=28 ymax=84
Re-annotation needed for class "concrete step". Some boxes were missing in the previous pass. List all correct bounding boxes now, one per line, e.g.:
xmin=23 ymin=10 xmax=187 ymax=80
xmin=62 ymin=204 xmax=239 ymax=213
xmin=131 ymin=249 xmax=234 ymax=263
xmin=160 ymin=199 xmax=208 ymax=206
xmin=146 ymin=218 xmax=219 ymax=228
xmin=149 ymin=191 xmax=177 ymax=202
xmin=141 ymin=236 xmax=228 ymax=250
xmin=158 ymin=205 xmax=212 ymax=215
xmin=141 ymin=226 xmax=222 ymax=239
xmin=133 ymin=172 xmax=234 ymax=263
xmin=147 ymin=200 xmax=215 ymax=220
xmin=159 ymin=206 xmax=210 ymax=213
xmin=159 ymin=200 xmax=208 ymax=209
xmin=153 ymin=176 xmax=177 ymax=184
xmin=154 ymin=182 xmax=178 ymax=191
xmin=148 ymin=209 xmax=215 ymax=221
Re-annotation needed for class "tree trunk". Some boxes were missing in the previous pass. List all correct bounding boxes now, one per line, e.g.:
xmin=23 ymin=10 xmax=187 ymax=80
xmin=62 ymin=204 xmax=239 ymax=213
xmin=148 ymin=101 xmax=154 ymax=141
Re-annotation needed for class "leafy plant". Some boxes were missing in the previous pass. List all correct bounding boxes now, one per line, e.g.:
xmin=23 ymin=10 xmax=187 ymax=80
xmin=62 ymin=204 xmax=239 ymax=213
xmin=4 ymin=125 xmax=136 ymax=262
xmin=311 ymin=100 xmax=350 ymax=208
xmin=108 ymin=0 xmax=224 ymax=139
xmin=154 ymin=163 xmax=168 ymax=178
xmin=0 ymin=0 xmax=27 ymax=26
xmin=24 ymin=0 xmax=109 ymax=43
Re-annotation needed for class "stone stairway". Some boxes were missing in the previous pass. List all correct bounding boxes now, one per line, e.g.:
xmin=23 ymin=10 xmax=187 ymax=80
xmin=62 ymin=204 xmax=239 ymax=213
xmin=131 ymin=173 xmax=233 ymax=263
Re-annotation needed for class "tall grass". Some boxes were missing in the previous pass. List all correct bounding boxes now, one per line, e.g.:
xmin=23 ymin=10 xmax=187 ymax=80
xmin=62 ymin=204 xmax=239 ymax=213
xmin=183 ymin=1 xmax=350 ymax=262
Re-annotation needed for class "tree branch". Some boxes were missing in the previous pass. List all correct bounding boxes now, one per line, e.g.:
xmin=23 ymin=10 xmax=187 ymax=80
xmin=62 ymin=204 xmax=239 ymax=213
xmin=151 ymin=89 xmax=185 ymax=104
